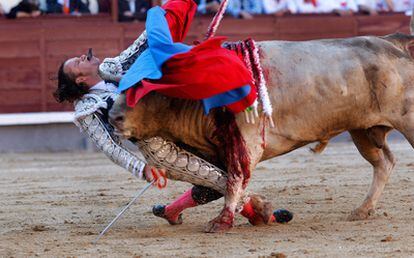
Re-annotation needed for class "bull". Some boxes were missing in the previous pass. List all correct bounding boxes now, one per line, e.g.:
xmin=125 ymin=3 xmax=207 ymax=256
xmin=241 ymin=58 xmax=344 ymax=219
xmin=109 ymin=16 xmax=414 ymax=233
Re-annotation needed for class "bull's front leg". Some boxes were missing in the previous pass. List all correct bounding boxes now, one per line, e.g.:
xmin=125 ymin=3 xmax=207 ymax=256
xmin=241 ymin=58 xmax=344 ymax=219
xmin=205 ymin=113 xmax=266 ymax=233
xmin=205 ymin=172 xmax=244 ymax=233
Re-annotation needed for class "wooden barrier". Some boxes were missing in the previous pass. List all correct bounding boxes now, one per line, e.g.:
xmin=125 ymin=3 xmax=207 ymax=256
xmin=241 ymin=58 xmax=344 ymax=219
xmin=0 ymin=13 xmax=411 ymax=113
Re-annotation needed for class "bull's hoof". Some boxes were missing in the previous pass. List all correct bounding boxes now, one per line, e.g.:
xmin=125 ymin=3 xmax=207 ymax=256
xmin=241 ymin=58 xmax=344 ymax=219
xmin=347 ymin=207 xmax=375 ymax=221
xmin=241 ymin=194 xmax=274 ymax=226
xmin=246 ymin=201 xmax=274 ymax=226
xmin=204 ymin=208 xmax=234 ymax=233
xmin=250 ymin=197 xmax=274 ymax=225
xmin=204 ymin=218 xmax=233 ymax=233
xmin=152 ymin=205 xmax=183 ymax=225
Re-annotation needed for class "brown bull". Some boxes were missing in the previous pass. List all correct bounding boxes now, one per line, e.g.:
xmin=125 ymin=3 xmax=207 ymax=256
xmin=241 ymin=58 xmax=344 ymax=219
xmin=109 ymin=24 xmax=414 ymax=232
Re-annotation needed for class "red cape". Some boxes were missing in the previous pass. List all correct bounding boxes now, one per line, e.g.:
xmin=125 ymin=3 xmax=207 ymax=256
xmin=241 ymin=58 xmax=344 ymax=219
xmin=126 ymin=0 xmax=256 ymax=113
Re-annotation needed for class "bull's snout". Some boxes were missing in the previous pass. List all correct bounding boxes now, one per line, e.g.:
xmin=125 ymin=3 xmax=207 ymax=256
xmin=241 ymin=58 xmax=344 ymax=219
xmin=108 ymin=110 xmax=125 ymax=132
xmin=108 ymin=94 xmax=128 ymax=135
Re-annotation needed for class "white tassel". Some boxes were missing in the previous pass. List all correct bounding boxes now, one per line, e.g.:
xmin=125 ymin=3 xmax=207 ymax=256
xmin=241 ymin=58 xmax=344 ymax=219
xmin=253 ymin=100 xmax=259 ymax=118
xmin=250 ymin=40 xmax=274 ymax=128
xmin=245 ymin=110 xmax=250 ymax=124
xmin=268 ymin=117 xmax=275 ymax=128
xmin=205 ymin=0 xmax=229 ymax=40
xmin=250 ymin=110 xmax=255 ymax=124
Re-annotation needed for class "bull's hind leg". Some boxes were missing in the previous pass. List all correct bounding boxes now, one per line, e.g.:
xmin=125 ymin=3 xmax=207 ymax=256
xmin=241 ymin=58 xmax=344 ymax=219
xmin=348 ymin=128 xmax=396 ymax=221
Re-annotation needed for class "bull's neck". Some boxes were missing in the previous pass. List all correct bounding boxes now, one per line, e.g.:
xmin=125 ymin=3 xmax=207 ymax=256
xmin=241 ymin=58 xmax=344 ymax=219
xmin=146 ymin=94 xmax=218 ymax=157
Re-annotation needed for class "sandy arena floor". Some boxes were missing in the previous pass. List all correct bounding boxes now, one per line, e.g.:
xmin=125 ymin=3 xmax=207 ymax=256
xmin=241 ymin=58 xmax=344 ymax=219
xmin=0 ymin=140 xmax=413 ymax=257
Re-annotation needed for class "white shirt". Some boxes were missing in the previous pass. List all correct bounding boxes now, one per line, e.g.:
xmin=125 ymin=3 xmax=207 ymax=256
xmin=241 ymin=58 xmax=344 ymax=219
xmin=291 ymin=0 xmax=340 ymax=13
xmin=90 ymin=81 xmax=118 ymax=93
xmin=89 ymin=0 xmax=99 ymax=14
xmin=262 ymin=0 xmax=297 ymax=14
xmin=329 ymin=0 xmax=359 ymax=11
xmin=0 ymin=0 xmax=20 ymax=13
xmin=355 ymin=0 xmax=379 ymax=9
xmin=389 ymin=0 xmax=412 ymax=11
xmin=39 ymin=0 xmax=47 ymax=11
xmin=290 ymin=0 xmax=319 ymax=13
xmin=128 ymin=0 xmax=136 ymax=13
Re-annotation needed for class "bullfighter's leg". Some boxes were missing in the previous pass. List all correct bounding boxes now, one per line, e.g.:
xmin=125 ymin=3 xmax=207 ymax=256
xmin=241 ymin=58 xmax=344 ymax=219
xmin=153 ymin=185 xmax=276 ymax=226
xmin=153 ymin=186 xmax=222 ymax=225
xmin=348 ymin=128 xmax=396 ymax=221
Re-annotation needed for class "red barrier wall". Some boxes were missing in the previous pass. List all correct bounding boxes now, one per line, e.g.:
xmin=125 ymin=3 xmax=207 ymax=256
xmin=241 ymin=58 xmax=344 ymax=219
xmin=0 ymin=13 xmax=410 ymax=113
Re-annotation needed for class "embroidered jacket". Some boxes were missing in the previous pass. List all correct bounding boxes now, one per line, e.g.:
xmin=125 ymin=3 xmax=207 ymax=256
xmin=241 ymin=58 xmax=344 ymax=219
xmin=73 ymin=86 xmax=227 ymax=193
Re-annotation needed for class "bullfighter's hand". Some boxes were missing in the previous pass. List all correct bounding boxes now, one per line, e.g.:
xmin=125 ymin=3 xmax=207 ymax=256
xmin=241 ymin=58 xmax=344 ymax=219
xmin=143 ymin=165 xmax=167 ymax=183
xmin=143 ymin=165 xmax=154 ymax=182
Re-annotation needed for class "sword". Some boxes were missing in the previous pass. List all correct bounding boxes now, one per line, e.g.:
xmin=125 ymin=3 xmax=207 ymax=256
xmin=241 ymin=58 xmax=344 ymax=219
xmin=93 ymin=180 xmax=154 ymax=244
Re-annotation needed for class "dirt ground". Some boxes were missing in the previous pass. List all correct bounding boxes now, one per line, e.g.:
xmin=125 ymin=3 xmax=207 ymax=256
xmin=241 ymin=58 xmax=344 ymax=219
xmin=0 ymin=140 xmax=413 ymax=257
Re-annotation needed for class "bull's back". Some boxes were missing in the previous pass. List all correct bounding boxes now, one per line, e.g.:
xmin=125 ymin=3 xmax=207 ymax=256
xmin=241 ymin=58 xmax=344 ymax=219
xmin=257 ymin=37 xmax=406 ymax=141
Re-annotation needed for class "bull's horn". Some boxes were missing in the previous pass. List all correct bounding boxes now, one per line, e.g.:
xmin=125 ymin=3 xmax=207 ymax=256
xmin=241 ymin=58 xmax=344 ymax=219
xmin=411 ymin=8 xmax=414 ymax=35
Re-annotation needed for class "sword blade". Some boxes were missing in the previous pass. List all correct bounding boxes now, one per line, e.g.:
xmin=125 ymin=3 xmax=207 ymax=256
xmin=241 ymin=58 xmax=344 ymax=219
xmin=93 ymin=180 xmax=154 ymax=244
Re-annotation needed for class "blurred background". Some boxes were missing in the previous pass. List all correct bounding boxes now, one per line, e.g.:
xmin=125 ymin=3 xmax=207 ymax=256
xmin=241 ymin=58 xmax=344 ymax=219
xmin=0 ymin=0 xmax=412 ymax=152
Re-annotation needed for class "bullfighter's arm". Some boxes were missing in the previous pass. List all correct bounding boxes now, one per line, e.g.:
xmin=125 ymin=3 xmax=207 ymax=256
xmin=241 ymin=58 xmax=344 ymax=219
xmin=138 ymin=137 xmax=227 ymax=194
xmin=98 ymin=0 xmax=197 ymax=83
xmin=75 ymin=112 xmax=227 ymax=193
xmin=73 ymin=93 xmax=227 ymax=191
xmin=75 ymin=112 xmax=147 ymax=179
xmin=98 ymin=30 xmax=148 ymax=83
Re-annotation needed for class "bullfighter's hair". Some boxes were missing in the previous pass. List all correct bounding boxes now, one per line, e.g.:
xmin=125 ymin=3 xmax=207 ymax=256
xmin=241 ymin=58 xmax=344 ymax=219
xmin=214 ymin=109 xmax=251 ymax=188
xmin=53 ymin=62 xmax=89 ymax=103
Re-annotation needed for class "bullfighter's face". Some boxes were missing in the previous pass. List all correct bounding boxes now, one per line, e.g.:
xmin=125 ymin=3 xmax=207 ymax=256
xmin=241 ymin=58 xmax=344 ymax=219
xmin=63 ymin=52 xmax=101 ymax=88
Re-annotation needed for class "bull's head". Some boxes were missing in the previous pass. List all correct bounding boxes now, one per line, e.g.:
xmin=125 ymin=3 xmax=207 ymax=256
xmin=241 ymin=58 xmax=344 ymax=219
xmin=109 ymin=93 xmax=165 ymax=140
xmin=109 ymin=93 xmax=130 ymax=136
xmin=380 ymin=9 xmax=414 ymax=62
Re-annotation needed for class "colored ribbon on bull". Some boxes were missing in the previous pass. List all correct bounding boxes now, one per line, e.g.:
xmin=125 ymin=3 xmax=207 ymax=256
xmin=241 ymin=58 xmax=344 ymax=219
xmin=120 ymin=0 xmax=259 ymax=115
xmin=204 ymin=0 xmax=229 ymax=40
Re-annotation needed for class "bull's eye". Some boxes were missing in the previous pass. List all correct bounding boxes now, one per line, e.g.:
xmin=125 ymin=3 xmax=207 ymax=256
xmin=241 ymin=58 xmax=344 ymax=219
xmin=115 ymin=116 xmax=124 ymax=122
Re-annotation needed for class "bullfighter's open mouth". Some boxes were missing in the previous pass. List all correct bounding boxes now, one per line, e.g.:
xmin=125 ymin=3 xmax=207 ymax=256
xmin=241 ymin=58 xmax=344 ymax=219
xmin=87 ymin=48 xmax=93 ymax=61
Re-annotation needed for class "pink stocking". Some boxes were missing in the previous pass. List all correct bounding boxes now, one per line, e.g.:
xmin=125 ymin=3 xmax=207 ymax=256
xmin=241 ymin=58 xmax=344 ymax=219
xmin=164 ymin=189 xmax=198 ymax=221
